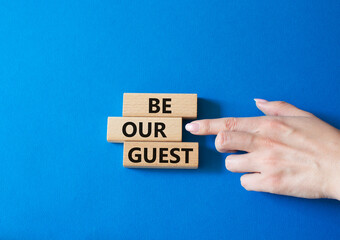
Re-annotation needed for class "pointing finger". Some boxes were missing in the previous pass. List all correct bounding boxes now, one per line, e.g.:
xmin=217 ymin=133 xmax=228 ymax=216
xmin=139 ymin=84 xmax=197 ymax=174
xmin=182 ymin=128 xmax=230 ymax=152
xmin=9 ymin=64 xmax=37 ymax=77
xmin=185 ymin=117 xmax=263 ymax=135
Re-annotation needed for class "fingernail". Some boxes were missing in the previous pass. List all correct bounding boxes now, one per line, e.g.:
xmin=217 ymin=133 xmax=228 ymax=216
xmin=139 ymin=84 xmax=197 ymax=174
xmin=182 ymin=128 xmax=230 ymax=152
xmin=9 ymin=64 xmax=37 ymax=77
xmin=225 ymin=160 xmax=229 ymax=169
xmin=254 ymin=98 xmax=268 ymax=103
xmin=185 ymin=122 xmax=199 ymax=133
xmin=225 ymin=156 xmax=233 ymax=170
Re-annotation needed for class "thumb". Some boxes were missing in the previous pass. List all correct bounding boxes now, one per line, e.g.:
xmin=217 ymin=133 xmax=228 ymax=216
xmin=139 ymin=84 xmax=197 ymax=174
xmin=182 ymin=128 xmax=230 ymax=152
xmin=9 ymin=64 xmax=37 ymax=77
xmin=254 ymin=99 xmax=313 ymax=117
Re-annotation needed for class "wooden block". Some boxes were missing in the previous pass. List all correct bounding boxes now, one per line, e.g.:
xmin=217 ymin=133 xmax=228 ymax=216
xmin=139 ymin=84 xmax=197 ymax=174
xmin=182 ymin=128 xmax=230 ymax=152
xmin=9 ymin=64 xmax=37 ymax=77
xmin=123 ymin=142 xmax=199 ymax=169
xmin=107 ymin=117 xmax=182 ymax=143
xmin=123 ymin=93 xmax=197 ymax=119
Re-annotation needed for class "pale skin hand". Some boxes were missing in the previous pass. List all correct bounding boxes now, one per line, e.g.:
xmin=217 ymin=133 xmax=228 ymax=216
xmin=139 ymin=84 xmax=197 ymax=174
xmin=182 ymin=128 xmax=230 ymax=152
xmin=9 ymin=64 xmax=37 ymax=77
xmin=185 ymin=99 xmax=340 ymax=200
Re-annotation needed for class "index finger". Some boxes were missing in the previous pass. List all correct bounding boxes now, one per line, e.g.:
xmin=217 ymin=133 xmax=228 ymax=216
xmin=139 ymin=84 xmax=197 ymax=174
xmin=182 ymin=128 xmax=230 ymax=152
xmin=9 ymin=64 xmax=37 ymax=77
xmin=185 ymin=117 xmax=263 ymax=135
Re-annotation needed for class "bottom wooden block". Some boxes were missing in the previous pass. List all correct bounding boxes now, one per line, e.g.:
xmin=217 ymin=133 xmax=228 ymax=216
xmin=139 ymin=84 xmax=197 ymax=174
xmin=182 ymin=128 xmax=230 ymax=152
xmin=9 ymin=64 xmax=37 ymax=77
xmin=123 ymin=142 xmax=199 ymax=169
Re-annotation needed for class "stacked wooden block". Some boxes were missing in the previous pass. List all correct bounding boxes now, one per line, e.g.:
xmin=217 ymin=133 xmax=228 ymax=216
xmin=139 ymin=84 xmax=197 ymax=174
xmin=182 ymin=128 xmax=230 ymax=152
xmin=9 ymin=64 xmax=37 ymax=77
xmin=107 ymin=93 xmax=199 ymax=169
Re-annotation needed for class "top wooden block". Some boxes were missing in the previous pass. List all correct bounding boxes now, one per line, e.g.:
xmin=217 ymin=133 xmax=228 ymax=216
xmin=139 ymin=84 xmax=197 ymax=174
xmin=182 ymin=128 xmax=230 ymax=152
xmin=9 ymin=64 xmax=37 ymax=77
xmin=123 ymin=93 xmax=197 ymax=119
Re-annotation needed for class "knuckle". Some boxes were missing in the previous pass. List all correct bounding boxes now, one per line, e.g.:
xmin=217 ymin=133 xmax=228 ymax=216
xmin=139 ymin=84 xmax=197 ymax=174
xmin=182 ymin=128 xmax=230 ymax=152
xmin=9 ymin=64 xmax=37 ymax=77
xmin=262 ymin=118 xmax=297 ymax=139
xmin=283 ymin=125 xmax=297 ymax=137
xmin=224 ymin=117 xmax=238 ymax=131
xmin=266 ymin=118 xmax=285 ymax=129
xmin=262 ymin=137 xmax=277 ymax=148
xmin=286 ymin=127 xmax=304 ymax=141
xmin=266 ymin=174 xmax=282 ymax=193
xmin=276 ymin=101 xmax=288 ymax=108
xmin=244 ymin=134 xmax=258 ymax=150
xmin=248 ymin=134 xmax=257 ymax=145
xmin=263 ymin=156 xmax=278 ymax=168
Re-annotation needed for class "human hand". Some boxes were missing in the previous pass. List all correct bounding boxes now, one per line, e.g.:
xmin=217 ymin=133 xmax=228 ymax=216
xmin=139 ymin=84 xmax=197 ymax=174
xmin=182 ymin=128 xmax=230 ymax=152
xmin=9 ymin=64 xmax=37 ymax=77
xmin=185 ymin=99 xmax=340 ymax=200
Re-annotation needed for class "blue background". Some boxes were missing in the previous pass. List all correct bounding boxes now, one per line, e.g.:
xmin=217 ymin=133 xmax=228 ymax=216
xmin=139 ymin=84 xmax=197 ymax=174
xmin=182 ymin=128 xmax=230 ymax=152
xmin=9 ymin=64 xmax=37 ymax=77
xmin=0 ymin=0 xmax=339 ymax=239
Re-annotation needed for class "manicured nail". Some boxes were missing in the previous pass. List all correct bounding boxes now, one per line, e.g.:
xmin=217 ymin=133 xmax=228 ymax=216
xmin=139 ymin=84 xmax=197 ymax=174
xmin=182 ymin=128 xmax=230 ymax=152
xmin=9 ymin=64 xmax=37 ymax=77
xmin=254 ymin=98 xmax=268 ymax=103
xmin=185 ymin=122 xmax=199 ymax=133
